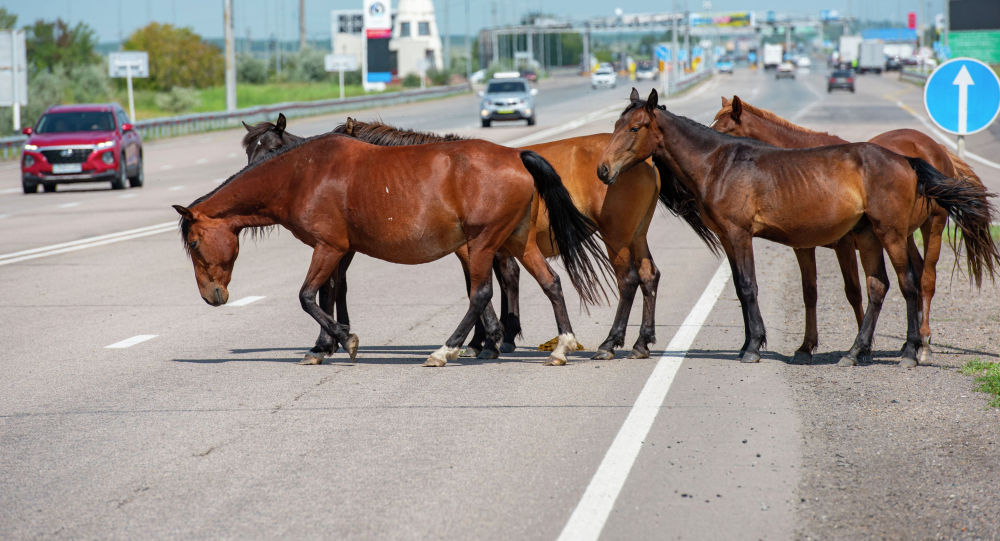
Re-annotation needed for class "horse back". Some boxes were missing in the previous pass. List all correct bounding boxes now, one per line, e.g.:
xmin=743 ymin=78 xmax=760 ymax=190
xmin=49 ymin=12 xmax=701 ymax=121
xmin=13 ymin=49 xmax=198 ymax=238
xmin=868 ymin=129 xmax=955 ymax=177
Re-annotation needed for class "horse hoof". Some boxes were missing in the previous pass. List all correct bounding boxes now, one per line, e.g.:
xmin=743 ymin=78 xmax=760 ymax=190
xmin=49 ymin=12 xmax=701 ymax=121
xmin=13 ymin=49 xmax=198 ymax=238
xmin=591 ymin=349 xmax=615 ymax=361
xmin=477 ymin=348 xmax=500 ymax=360
xmin=299 ymin=354 xmax=323 ymax=365
xmin=499 ymin=342 xmax=516 ymax=354
xmin=423 ymin=357 xmax=447 ymax=367
xmin=459 ymin=347 xmax=480 ymax=358
xmin=628 ymin=347 xmax=650 ymax=359
xmin=346 ymin=334 xmax=360 ymax=362
xmin=544 ymin=357 xmax=567 ymax=366
xmin=858 ymin=351 xmax=873 ymax=364
xmin=792 ymin=351 xmax=812 ymax=364
xmin=739 ymin=351 xmax=761 ymax=364
xmin=917 ymin=344 xmax=932 ymax=365
xmin=899 ymin=357 xmax=918 ymax=368
xmin=837 ymin=356 xmax=857 ymax=367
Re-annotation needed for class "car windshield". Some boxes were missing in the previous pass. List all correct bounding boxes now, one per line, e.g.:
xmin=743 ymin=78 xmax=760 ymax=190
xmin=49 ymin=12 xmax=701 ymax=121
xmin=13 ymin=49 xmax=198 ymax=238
xmin=486 ymin=81 xmax=526 ymax=93
xmin=832 ymin=70 xmax=852 ymax=77
xmin=596 ymin=68 xmax=613 ymax=74
xmin=36 ymin=112 xmax=115 ymax=134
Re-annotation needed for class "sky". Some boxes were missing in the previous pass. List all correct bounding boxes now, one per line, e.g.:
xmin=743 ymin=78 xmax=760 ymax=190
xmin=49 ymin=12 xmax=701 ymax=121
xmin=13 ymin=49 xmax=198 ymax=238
xmin=2 ymin=0 xmax=948 ymax=44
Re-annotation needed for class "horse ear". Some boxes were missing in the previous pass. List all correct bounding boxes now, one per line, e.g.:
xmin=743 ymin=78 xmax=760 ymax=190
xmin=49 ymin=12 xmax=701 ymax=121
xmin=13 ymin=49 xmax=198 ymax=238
xmin=645 ymin=88 xmax=659 ymax=111
xmin=172 ymin=205 xmax=194 ymax=220
xmin=730 ymin=96 xmax=743 ymax=123
xmin=242 ymin=121 xmax=252 ymax=132
xmin=275 ymin=113 xmax=286 ymax=134
xmin=721 ymin=96 xmax=730 ymax=107
xmin=629 ymin=87 xmax=641 ymax=103
xmin=345 ymin=117 xmax=355 ymax=136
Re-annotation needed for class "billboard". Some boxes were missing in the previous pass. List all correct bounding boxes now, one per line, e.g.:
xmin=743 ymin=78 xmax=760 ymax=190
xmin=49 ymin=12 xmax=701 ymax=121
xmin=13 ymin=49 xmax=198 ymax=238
xmin=949 ymin=0 xmax=1000 ymax=32
xmin=0 ymin=30 xmax=27 ymax=107
xmin=363 ymin=0 xmax=393 ymax=86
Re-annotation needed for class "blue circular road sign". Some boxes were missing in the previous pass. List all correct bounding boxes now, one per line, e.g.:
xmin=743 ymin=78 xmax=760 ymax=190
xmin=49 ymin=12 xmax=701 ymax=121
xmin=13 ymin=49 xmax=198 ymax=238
xmin=923 ymin=57 xmax=1000 ymax=135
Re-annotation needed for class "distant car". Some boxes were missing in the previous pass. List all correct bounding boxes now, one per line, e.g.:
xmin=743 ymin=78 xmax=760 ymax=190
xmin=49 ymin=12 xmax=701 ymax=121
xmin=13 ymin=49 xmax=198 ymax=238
xmin=716 ymin=60 xmax=734 ymax=74
xmin=478 ymin=76 xmax=537 ymax=127
xmin=519 ymin=69 xmax=538 ymax=82
xmin=885 ymin=57 xmax=902 ymax=71
xmin=775 ymin=61 xmax=796 ymax=79
xmin=635 ymin=63 xmax=657 ymax=81
xmin=591 ymin=67 xmax=617 ymax=89
xmin=827 ymin=69 xmax=855 ymax=93
xmin=20 ymin=102 xmax=143 ymax=194
xmin=796 ymin=56 xmax=812 ymax=68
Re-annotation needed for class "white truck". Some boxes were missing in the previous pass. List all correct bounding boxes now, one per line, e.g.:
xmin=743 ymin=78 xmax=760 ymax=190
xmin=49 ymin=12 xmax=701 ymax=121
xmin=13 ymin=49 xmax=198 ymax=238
xmin=762 ymin=43 xmax=783 ymax=70
xmin=858 ymin=40 xmax=885 ymax=73
xmin=838 ymin=35 xmax=862 ymax=68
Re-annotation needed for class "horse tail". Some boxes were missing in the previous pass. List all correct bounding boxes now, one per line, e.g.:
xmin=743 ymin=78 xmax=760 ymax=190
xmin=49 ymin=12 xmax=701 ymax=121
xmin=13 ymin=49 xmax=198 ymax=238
xmin=945 ymin=149 xmax=985 ymax=188
xmin=908 ymin=156 xmax=1000 ymax=287
xmin=650 ymin=158 xmax=723 ymax=256
xmin=519 ymin=150 xmax=611 ymax=306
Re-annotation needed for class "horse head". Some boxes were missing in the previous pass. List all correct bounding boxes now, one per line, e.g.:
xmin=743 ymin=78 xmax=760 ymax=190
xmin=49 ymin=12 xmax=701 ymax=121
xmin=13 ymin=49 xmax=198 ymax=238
xmin=709 ymin=95 xmax=746 ymax=136
xmin=242 ymin=113 xmax=294 ymax=164
xmin=597 ymin=87 xmax=662 ymax=185
xmin=173 ymin=204 xmax=239 ymax=306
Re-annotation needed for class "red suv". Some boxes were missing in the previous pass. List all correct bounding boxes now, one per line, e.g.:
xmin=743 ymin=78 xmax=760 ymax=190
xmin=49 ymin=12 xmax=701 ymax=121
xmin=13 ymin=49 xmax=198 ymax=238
xmin=21 ymin=103 xmax=143 ymax=193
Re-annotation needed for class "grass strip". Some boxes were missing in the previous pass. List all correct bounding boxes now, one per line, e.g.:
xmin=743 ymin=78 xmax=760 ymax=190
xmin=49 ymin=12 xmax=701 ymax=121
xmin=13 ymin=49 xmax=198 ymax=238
xmin=959 ymin=359 xmax=1000 ymax=408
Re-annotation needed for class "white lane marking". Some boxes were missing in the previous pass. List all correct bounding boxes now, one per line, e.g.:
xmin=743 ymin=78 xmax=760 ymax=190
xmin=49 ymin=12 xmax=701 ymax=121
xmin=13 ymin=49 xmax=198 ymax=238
xmin=228 ymin=295 xmax=265 ymax=307
xmin=557 ymin=261 xmax=732 ymax=541
xmin=894 ymin=100 xmax=1000 ymax=170
xmin=57 ymin=202 xmax=81 ymax=209
xmin=160 ymin=164 xmax=174 ymax=171
xmin=227 ymin=152 xmax=238 ymax=158
xmin=1 ymin=187 xmax=21 ymax=194
xmin=168 ymin=185 xmax=185 ymax=191
xmin=0 ymin=221 xmax=176 ymax=266
xmin=105 ymin=334 xmax=158 ymax=349
xmin=195 ymin=158 xmax=208 ymax=164
xmin=213 ymin=177 xmax=226 ymax=184
xmin=118 ymin=193 xmax=138 ymax=199
xmin=507 ymin=103 xmax=624 ymax=147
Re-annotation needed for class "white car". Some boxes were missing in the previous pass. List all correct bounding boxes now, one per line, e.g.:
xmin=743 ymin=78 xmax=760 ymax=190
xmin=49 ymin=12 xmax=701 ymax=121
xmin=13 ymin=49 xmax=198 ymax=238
xmin=591 ymin=67 xmax=617 ymax=89
xmin=775 ymin=61 xmax=796 ymax=79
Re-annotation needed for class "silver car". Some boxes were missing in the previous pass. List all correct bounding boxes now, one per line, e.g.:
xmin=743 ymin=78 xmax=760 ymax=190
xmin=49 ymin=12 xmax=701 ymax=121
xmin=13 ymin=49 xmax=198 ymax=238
xmin=478 ymin=77 xmax=537 ymax=127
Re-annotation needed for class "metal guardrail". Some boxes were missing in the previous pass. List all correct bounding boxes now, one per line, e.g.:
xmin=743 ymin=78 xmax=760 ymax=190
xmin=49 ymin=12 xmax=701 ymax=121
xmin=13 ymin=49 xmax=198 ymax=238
xmin=0 ymin=83 xmax=471 ymax=161
xmin=900 ymin=69 xmax=930 ymax=84
xmin=667 ymin=70 xmax=712 ymax=96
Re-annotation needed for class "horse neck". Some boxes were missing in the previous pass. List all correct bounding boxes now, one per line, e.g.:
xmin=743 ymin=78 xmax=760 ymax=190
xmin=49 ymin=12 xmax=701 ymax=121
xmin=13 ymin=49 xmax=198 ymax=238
xmin=650 ymin=109 xmax=729 ymax=197
xmin=742 ymin=111 xmax=846 ymax=148
xmin=194 ymin=164 xmax=287 ymax=229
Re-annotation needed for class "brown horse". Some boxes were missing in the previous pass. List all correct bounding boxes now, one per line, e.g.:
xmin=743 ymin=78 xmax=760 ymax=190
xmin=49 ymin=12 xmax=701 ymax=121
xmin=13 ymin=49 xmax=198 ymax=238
xmin=598 ymin=88 xmax=999 ymax=368
xmin=176 ymin=131 xmax=610 ymax=366
xmin=242 ymin=115 xmax=721 ymax=360
xmin=710 ymin=95 xmax=985 ymax=363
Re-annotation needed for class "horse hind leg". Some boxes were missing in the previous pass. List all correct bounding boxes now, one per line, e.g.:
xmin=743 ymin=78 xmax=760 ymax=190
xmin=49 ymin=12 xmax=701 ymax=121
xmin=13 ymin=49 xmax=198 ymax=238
xmin=517 ymin=246 xmax=579 ymax=366
xmin=887 ymin=234 xmax=924 ymax=368
xmin=915 ymin=213 xmax=945 ymax=364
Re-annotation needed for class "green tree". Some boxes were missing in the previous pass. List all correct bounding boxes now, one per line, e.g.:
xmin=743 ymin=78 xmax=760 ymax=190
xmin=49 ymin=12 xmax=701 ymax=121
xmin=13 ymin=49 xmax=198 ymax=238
xmin=0 ymin=8 xmax=17 ymax=29
xmin=123 ymin=23 xmax=223 ymax=90
xmin=25 ymin=19 xmax=100 ymax=71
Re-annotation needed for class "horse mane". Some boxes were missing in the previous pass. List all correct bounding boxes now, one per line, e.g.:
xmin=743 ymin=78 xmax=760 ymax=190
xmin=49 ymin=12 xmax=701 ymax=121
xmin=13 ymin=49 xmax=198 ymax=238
xmin=332 ymin=119 xmax=466 ymax=146
xmin=713 ymin=100 xmax=840 ymax=141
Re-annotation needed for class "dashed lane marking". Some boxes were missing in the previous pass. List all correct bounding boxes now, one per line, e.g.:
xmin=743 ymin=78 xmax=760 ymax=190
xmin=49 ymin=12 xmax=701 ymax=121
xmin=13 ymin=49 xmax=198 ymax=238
xmin=105 ymin=334 xmax=158 ymax=349
xmin=228 ymin=295 xmax=265 ymax=307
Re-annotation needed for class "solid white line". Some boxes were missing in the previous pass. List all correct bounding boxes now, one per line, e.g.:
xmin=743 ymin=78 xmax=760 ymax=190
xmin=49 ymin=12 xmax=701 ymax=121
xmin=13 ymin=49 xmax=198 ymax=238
xmin=57 ymin=202 xmax=81 ymax=209
xmin=118 ymin=193 xmax=138 ymax=199
xmin=195 ymin=158 xmax=208 ymax=164
xmin=506 ymin=103 xmax=624 ymax=147
xmin=556 ymin=261 xmax=732 ymax=541
xmin=0 ymin=221 xmax=176 ymax=266
xmin=228 ymin=295 xmax=265 ymax=307
xmin=105 ymin=334 xmax=158 ymax=349
xmin=894 ymin=100 xmax=1000 ymax=170
xmin=160 ymin=164 xmax=174 ymax=170
xmin=168 ymin=185 xmax=185 ymax=191
xmin=0 ymin=188 xmax=21 ymax=194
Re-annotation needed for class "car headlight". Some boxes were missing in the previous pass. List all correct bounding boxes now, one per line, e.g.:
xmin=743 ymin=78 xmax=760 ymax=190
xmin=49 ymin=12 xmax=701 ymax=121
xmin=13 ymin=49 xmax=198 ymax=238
xmin=23 ymin=143 xmax=37 ymax=151
xmin=480 ymin=109 xmax=489 ymax=117
xmin=23 ymin=154 xmax=34 ymax=167
xmin=95 ymin=140 xmax=115 ymax=149
xmin=101 ymin=152 xmax=115 ymax=164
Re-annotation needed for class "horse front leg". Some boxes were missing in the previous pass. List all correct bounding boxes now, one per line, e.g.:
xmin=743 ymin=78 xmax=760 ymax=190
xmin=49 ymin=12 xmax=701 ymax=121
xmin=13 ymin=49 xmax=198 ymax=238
xmin=517 ymin=245 xmax=580 ymax=366
xmin=458 ymin=249 xmax=504 ymax=360
xmin=792 ymin=248 xmax=819 ymax=364
xmin=299 ymin=246 xmax=358 ymax=365
xmin=724 ymin=232 xmax=766 ymax=363
xmin=425 ymin=249 xmax=497 ymax=367
xmin=495 ymin=255 xmax=521 ymax=353
xmin=630 ymin=239 xmax=660 ymax=359
xmin=839 ymin=231 xmax=889 ymax=367
xmin=593 ymin=243 xmax=638 ymax=360
xmin=308 ymin=251 xmax=356 ymax=361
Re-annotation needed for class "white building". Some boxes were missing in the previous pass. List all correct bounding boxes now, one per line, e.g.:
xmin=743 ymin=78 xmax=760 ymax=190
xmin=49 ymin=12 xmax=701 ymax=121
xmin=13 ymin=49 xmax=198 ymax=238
xmin=389 ymin=0 xmax=443 ymax=77
xmin=331 ymin=10 xmax=365 ymax=66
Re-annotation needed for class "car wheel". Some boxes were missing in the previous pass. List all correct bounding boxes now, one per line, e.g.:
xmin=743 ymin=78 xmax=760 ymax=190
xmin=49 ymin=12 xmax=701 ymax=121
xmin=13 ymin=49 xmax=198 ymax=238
xmin=111 ymin=155 xmax=128 ymax=190
xmin=22 ymin=176 xmax=38 ymax=194
xmin=43 ymin=183 xmax=56 ymax=193
xmin=481 ymin=119 xmax=491 ymax=128
xmin=527 ymin=116 xmax=536 ymax=126
xmin=129 ymin=153 xmax=144 ymax=187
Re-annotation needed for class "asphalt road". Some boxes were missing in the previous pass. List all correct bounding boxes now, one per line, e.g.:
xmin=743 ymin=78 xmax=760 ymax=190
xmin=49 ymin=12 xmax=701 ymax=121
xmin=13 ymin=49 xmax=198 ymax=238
xmin=1 ymin=66 xmax=998 ymax=540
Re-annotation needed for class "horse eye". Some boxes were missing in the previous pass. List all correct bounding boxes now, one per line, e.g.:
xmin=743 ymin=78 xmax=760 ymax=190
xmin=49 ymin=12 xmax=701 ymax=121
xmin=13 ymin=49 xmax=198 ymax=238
xmin=188 ymin=240 xmax=199 ymax=250
xmin=630 ymin=126 xmax=640 ymax=132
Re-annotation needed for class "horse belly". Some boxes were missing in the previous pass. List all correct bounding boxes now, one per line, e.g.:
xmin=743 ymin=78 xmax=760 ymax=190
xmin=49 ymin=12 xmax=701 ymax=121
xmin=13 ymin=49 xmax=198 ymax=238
xmin=753 ymin=199 xmax=862 ymax=248
xmin=348 ymin=219 xmax=466 ymax=265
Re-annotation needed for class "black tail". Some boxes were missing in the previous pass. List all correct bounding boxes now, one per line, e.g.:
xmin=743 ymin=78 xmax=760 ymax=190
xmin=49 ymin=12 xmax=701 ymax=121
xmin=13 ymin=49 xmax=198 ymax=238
xmin=651 ymin=157 xmax=722 ymax=256
xmin=909 ymin=156 xmax=1000 ymax=287
xmin=520 ymin=150 xmax=611 ymax=306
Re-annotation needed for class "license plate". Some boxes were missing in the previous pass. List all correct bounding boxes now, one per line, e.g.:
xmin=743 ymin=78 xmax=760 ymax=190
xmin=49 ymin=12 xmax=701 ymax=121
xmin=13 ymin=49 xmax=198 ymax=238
xmin=52 ymin=163 xmax=82 ymax=174
xmin=497 ymin=109 xmax=514 ymax=114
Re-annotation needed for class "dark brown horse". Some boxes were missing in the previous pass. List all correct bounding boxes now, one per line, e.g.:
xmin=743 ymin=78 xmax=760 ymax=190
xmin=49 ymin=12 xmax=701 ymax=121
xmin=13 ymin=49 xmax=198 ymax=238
xmin=177 ymin=131 xmax=610 ymax=366
xmin=242 ymin=113 xmax=303 ymax=163
xmin=598 ymin=88 xmax=999 ymax=368
xmin=710 ymin=95 xmax=986 ymax=363
xmin=242 ymin=115 xmax=720 ymax=360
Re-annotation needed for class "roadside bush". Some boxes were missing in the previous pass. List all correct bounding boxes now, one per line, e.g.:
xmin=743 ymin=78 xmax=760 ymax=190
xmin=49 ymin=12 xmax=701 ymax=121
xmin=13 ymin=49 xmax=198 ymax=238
xmin=278 ymin=46 xmax=329 ymax=83
xmin=237 ymin=54 xmax=268 ymax=84
xmin=427 ymin=67 xmax=450 ymax=86
xmin=154 ymin=86 xmax=200 ymax=113
xmin=0 ymin=63 xmax=114 ymax=134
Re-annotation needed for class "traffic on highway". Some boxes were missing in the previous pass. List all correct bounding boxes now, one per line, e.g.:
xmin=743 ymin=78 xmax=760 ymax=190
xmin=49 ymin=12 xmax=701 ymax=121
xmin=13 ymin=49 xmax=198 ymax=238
xmin=2 ymin=2 xmax=1000 ymax=540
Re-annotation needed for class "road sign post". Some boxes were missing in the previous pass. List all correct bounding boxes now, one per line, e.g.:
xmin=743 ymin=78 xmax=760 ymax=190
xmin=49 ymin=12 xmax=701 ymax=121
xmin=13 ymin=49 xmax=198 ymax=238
xmin=109 ymin=52 xmax=149 ymax=121
xmin=325 ymin=54 xmax=359 ymax=100
xmin=923 ymin=57 xmax=1000 ymax=160
xmin=0 ymin=30 xmax=28 ymax=131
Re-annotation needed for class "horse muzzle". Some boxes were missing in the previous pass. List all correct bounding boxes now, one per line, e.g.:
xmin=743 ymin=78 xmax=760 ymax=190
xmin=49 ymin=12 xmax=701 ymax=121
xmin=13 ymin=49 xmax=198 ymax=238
xmin=596 ymin=162 xmax=618 ymax=185
xmin=201 ymin=284 xmax=229 ymax=306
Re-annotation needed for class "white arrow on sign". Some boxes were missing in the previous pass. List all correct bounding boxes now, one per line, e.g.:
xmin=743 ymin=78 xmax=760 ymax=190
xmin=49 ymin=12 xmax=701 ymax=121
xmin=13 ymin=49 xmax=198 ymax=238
xmin=953 ymin=65 xmax=974 ymax=134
